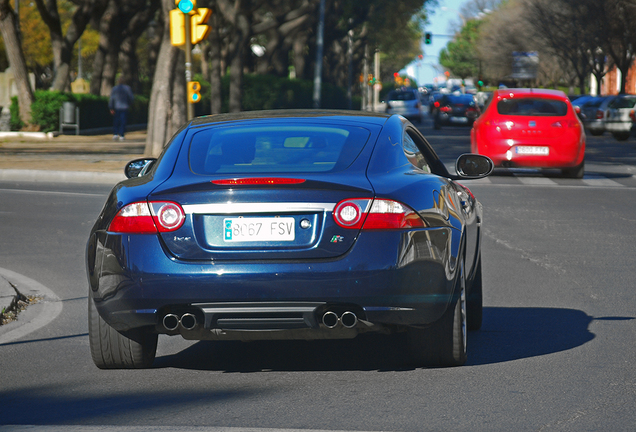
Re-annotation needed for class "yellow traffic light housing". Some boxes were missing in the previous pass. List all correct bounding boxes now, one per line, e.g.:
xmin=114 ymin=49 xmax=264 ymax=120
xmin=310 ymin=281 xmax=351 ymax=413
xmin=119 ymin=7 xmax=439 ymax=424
xmin=191 ymin=8 xmax=212 ymax=44
xmin=170 ymin=6 xmax=211 ymax=46
xmin=187 ymin=81 xmax=202 ymax=103
xmin=169 ymin=9 xmax=186 ymax=46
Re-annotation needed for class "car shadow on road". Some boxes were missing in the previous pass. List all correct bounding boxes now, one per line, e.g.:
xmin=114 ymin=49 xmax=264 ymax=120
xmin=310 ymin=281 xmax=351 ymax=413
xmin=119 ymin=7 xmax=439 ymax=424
xmin=153 ymin=307 xmax=629 ymax=371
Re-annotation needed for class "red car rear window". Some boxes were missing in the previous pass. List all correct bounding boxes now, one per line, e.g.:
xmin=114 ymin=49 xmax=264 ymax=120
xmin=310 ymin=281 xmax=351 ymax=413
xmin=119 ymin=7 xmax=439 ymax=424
xmin=497 ymin=98 xmax=568 ymax=116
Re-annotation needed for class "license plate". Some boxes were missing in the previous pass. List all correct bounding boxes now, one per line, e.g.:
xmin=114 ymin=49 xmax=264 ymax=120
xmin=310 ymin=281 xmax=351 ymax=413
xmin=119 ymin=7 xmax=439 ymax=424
xmin=516 ymin=146 xmax=549 ymax=155
xmin=450 ymin=116 xmax=468 ymax=123
xmin=223 ymin=217 xmax=295 ymax=242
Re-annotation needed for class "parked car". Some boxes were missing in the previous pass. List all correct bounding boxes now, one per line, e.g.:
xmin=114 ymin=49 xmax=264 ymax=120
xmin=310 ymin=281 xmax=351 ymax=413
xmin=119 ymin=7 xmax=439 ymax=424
xmin=87 ymin=110 xmax=493 ymax=369
xmin=581 ymin=96 xmax=617 ymax=136
xmin=428 ymin=91 xmax=443 ymax=113
xmin=471 ymin=88 xmax=586 ymax=178
xmin=385 ymin=88 xmax=424 ymax=123
xmin=432 ymin=94 xmax=481 ymax=129
xmin=604 ymin=94 xmax=636 ymax=140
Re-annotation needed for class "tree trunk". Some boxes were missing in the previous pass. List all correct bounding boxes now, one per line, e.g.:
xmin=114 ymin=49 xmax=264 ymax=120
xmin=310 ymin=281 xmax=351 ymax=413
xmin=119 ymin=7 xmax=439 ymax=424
xmin=206 ymin=23 xmax=223 ymax=114
xmin=0 ymin=0 xmax=35 ymax=128
xmin=145 ymin=0 xmax=186 ymax=157
xmin=33 ymin=0 xmax=94 ymax=91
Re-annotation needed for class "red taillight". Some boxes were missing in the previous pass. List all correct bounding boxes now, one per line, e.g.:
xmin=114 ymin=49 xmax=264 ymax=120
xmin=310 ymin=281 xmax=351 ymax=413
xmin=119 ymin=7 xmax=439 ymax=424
xmin=630 ymin=110 xmax=635 ymax=122
xmin=440 ymin=106 xmax=452 ymax=113
xmin=211 ymin=177 xmax=306 ymax=185
xmin=108 ymin=201 xmax=185 ymax=234
xmin=333 ymin=199 xmax=368 ymax=229
xmin=596 ymin=110 xmax=604 ymax=119
xmin=332 ymin=198 xmax=426 ymax=230
xmin=434 ymin=101 xmax=440 ymax=108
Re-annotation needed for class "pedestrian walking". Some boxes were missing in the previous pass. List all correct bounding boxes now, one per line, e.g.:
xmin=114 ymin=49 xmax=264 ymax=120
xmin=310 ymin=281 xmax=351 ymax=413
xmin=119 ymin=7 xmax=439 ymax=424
xmin=109 ymin=77 xmax=134 ymax=141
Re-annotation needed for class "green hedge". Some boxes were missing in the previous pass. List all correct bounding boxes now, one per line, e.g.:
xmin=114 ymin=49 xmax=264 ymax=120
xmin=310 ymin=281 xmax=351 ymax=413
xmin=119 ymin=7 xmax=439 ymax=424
xmin=12 ymin=75 xmax=357 ymax=132
xmin=194 ymin=73 xmax=360 ymax=116
xmin=10 ymin=91 xmax=149 ymax=133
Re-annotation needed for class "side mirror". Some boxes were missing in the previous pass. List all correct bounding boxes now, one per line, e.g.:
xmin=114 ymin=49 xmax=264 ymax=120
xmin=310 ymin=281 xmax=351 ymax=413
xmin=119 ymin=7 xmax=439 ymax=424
xmin=124 ymin=158 xmax=157 ymax=178
xmin=455 ymin=154 xmax=494 ymax=179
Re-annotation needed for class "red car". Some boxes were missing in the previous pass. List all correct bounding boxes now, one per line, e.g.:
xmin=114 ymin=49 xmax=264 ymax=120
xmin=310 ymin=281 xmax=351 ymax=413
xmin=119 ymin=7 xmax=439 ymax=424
xmin=471 ymin=88 xmax=585 ymax=178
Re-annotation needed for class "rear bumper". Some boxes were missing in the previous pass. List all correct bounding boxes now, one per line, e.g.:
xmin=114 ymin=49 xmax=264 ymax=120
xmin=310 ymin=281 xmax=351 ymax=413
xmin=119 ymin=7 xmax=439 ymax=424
xmin=88 ymin=226 xmax=461 ymax=337
xmin=476 ymin=138 xmax=584 ymax=169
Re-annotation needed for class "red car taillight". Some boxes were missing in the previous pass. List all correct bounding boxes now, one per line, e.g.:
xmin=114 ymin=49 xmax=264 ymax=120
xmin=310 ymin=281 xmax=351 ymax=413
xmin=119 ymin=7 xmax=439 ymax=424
xmin=332 ymin=198 xmax=427 ymax=230
xmin=440 ymin=106 xmax=452 ymax=113
xmin=108 ymin=201 xmax=185 ymax=234
xmin=596 ymin=110 xmax=604 ymax=119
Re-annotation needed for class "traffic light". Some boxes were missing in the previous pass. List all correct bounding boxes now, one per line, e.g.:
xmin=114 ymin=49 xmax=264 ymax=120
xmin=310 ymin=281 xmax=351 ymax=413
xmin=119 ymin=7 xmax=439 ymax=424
xmin=425 ymin=32 xmax=432 ymax=44
xmin=176 ymin=0 xmax=195 ymax=14
xmin=170 ymin=6 xmax=211 ymax=46
xmin=169 ymin=9 xmax=186 ymax=46
xmin=191 ymin=8 xmax=212 ymax=44
xmin=187 ymin=81 xmax=201 ymax=103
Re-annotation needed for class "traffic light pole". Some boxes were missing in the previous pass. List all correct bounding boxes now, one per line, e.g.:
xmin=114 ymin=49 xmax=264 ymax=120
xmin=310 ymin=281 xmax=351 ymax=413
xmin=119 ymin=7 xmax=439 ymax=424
xmin=184 ymin=15 xmax=195 ymax=120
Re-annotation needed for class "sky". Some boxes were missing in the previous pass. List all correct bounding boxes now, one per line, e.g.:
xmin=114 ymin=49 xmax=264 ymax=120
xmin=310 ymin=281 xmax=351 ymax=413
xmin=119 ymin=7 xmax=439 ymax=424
xmin=403 ymin=0 xmax=470 ymax=86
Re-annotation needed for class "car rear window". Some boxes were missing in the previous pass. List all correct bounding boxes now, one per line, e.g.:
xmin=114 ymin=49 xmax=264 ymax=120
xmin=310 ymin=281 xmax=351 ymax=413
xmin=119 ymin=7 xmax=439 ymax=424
xmin=497 ymin=98 xmax=568 ymax=116
xmin=446 ymin=95 xmax=475 ymax=106
xmin=387 ymin=91 xmax=417 ymax=101
xmin=188 ymin=124 xmax=371 ymax=175
xmin=611 ymin=97 xmax=636 ymax=109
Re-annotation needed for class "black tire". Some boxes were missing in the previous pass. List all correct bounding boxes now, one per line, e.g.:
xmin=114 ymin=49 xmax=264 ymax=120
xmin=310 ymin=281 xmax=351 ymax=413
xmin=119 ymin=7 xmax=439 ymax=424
xmin=467 ymin=255 xmax=483 ymax=331
xmin=589 ymin=129 xmax=603 ymax=136
xmin=562 ymin=161 xmax=584 ymax=179
xmin=612 ymin=132 xmax=630 ymax=141
xmin=407 ymin=262 xmax=467 ymax=367
xmin=88 ymin=290 xmax=157 ymax=369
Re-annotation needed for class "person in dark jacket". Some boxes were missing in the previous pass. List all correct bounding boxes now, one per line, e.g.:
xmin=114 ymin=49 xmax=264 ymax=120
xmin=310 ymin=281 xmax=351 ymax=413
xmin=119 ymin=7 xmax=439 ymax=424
xmin=109 ymin=77 xmax=134 ymax=141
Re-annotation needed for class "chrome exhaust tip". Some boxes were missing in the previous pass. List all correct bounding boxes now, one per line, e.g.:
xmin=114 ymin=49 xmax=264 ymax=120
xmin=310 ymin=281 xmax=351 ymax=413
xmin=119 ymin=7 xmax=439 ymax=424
xmin=322 ymin=311 xmax=339 ymax=329
xmin=163 ymin=314 xmax=180 ymax=331
xmin=340 ymin=311 xmax=358 ymax=328
xmin=180 ymin=313 xmax=197 ymax=330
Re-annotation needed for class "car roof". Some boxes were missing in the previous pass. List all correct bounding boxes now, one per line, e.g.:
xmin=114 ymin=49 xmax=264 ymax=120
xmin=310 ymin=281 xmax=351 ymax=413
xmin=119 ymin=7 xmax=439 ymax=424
xmin=493 ymin=88 xmax=568 ymax=101
xmin=189 ymin=109 xmax=391 ymax=128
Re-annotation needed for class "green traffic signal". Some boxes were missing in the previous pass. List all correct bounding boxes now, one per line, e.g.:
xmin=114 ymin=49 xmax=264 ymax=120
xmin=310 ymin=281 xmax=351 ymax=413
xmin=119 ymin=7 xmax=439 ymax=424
xmin=178 ymin=0 xmax=195 ymax=14
xmin=425 ymin=33 xmax=432 ymax=44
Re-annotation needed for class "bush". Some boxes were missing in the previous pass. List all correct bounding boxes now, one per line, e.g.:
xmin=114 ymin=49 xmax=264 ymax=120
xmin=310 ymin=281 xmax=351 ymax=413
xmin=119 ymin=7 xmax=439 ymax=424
xmin=30 ymin=90 xmax=73 ymax=132
xmin=9 ymin=96 xmax=22 ymax=131
xmin=11 ymin=75 xmax=353 ymax=131
xmin=193 ymin=73 xmax=357 ymax=115
xmin=10 ymin=90 xmax=149 ymax=132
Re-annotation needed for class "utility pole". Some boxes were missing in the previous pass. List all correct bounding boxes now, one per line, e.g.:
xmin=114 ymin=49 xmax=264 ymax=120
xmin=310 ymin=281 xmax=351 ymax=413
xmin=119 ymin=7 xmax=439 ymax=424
xmin=373 ymin=50 xmax=380 ymax=112
xmin=312 ymin=0 xmax=326 ymax=109
xmin=362 ymin=45 xmax=369 ymax=111
xmin=184 ymin=16 xmax=194 ymax=120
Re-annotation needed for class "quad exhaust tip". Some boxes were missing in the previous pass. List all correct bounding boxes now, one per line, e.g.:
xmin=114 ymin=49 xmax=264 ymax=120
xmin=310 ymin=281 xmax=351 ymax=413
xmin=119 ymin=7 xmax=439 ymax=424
xmin=321 ymin=310 xmax=358 ymax=329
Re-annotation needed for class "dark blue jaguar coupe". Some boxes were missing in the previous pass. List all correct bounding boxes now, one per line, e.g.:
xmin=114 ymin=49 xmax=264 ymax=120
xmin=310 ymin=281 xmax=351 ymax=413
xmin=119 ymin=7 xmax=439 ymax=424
xmin=86 ymin=110 xmax=492 ymax=369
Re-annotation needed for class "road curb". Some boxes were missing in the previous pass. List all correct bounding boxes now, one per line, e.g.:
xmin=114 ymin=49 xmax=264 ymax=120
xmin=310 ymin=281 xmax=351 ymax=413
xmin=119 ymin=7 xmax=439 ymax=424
xmin=0 ymin=276 xmax=18 ymax=319
xmin=0 ymin=268 xmax=63 ymax=345
xmin=0 ymin=168 xmax=125 ymax=184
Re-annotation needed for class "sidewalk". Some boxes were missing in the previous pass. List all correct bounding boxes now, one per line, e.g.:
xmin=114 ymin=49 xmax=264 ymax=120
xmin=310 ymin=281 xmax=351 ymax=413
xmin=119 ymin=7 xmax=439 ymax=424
xmin=0 ymin=130 xmax=147 ymax=324
xmin=0 ymin=129 xmax=147 ymax=183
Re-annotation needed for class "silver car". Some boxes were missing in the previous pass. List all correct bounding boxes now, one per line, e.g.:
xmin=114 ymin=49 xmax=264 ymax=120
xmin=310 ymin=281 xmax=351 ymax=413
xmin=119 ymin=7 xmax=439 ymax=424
xmin=605 ymin=95 xmax=636 ymax=140
xmin=385 ymin=89 xmax=423 ymax=123
xmin=582 ymin=96 xmax=617 ymax=136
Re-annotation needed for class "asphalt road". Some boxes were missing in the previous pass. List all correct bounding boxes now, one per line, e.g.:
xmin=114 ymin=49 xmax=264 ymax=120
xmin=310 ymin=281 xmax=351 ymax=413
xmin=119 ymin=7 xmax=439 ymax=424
xmin=0 ymin=120 xmax=635 ymax=431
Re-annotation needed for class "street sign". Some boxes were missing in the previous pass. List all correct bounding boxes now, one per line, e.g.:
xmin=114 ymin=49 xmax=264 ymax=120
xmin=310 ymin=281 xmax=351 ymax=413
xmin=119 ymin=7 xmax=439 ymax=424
xmin=512 ymin=51 xmax=539 ymax=80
